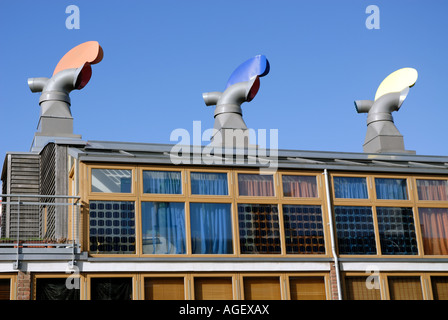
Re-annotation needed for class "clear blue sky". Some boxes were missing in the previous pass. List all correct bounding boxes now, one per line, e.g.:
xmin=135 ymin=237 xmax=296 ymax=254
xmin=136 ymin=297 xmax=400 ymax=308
xmin=0 ymin=0 xmax=447 ymax=160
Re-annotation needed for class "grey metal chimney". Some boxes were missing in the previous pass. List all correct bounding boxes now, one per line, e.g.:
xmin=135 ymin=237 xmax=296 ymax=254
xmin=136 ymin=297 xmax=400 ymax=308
xmin=28 ymin=41 xmax=103 ymax=152
xmin=355 ymin=68 xmax=418 ymax=154
xmin=203 ymin=55 xmax=270 ymax=148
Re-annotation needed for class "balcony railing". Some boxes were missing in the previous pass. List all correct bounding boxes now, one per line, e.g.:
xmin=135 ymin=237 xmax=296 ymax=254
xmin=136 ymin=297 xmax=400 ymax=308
xmin=0 ymin=194 xmax=81 ymax=269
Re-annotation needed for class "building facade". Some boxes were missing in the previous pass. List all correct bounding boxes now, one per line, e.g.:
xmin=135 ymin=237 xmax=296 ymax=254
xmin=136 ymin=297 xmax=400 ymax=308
xmin=1 ymin=139 xmax=448 ymax=300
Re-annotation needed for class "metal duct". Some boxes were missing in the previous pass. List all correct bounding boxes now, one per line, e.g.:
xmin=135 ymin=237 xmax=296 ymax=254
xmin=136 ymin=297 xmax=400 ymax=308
xmin=202 ymin=55 xmax=270 ymax=147
xmin=355 ymin=68 xmax=417 ymax=154
xmin=28 ymin=41 xmax=103 ymax=152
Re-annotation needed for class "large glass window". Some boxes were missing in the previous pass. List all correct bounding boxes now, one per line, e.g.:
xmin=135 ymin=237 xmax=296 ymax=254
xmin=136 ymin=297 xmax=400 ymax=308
xmin=417 ymin=179 xmax=448 ymax=201
xmin=238 ymin=204 xmax=280 ymax=254
xmin=388 ymin=277 xmax=423 ymax=300
xmin=376 ymin=207 xmax=418 ymax=255
xmin=282 ymin=175 xmax=318 ymax=198
xmin=89 ymin=201 xmax=135 ymax=254
xmin=194 ymin=277 xmax=233 ymax=300
xmin=334 ymin=206 xmax=376 ymax=255
xmin=190 ymin=172 xmax=228 ymax=195
xmin=141 ymin=202 xmax=186 ymax=254
xmin=344 ymin=277 xmax=381 ymax=300
xmin=418 ymin=208 xmax=448 ymax=255
xmin=238 ymin=174 xmax=275 ymax=197
xmin=35 ymin=278 xmax=80 ymax=300
xmin=144 ymin=277 xmax=185 ymax=300
xmin=289 ymin=277 xmax=326 ymax=300
xmin=283 ymin=205 xmax=325 ymax=254
xmin=190 ymin=203 xmax=233 ymax=254
xmin=90 ymin=277 xmax=133 ymax=300
xmin=375 ymin=178 xmax=408 ymax=200
xmin=333 ymin=177 xmax=368 ymax=199
xmin=91 ymin=169 xmax=132 ymax=193
xmin=143 ymin=170 xmax=182 ymax=194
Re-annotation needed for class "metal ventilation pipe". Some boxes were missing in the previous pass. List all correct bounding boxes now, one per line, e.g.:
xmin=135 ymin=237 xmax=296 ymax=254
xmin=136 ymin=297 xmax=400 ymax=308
xmin=203 ymin=77 xmax=259 ymax=132
xmin=28 ymin=63 xmax=92 ymax=124
xmin=202 ymin=55 xmax=269 ymax=147
xmin=355 ymin=68 xmax=417 ymax=154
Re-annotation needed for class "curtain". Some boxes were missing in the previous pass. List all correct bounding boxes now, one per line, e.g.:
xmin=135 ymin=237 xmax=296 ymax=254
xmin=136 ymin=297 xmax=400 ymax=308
xmin=238 ymin=174 xmax=274 ymax=196
xmin=141 ymin=202 xmax=186 ymax=254
xmin=190 ymin=172 xmax=228 ymax=195
xmin=333 ymin=177 xmax=368 ymax=199
xmin=388 ymin=277 xmax=423 ymax=300
xmin=418 ymin=208 xmax=448 ymax=255
xmin=0 ymin=279 xmax=10 ymax=300
xmin=375 ymin=178 xmax=408 ymax=200
xmin=417 ymin=180 xmax=448 ymax=201
xmin=91 ymin=278 xmax=132 ymax=300
xmin=190 ymin=203 xmax=232 ymax=254
xmin=36 ymin=278 xmax=79 ymax=300
xmin=282 ymin=175 xmax=318 ymax=198
xmin=143 ymin=171 xmax=182 ymax=194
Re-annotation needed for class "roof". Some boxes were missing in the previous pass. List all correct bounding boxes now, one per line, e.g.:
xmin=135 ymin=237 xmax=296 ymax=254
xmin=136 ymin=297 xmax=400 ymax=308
xmin=62 ymin=140 xmax=448 ymax=175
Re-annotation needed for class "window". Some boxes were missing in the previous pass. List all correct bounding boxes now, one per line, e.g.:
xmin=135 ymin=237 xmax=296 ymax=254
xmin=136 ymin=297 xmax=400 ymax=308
xmin=243 ymin=277 xmax=281 ymax=300
xmin=283 ymin=205 xmax=325 ymax=254
xmin=344 ymin=277 xmax=381 ymax=300
xmin=333 ymin=177 xmax=368 ymax=199
xmin=0 ymin=279 xmax=10 ymax=300
xmin=91 ymin=169 xmax=131 ymax=193
xmin=376 ymin=207 xmax=418 ymax=255
xmin=334 ymin=206 xmax=376 ymax=255
xmin=238 ymin=174 xmax=275 ymax=197
xmin=417 ymin=179 xmax=448 ymax=201
xmin=289 ymin=277 xmax=326 ymax=300
xmin=194 ymin=277 xmax=233 ymax=300
xmin=282 ymin=175 xmax=318 ymax=198
xmin=238 ymin=204 xmax=280 ymax=254
xmin=89 ymin=201 xmax=136 ymax=254
xmin=190 ymin=203 xmax=233 ymax=254
xmin=190 ymin=172 xmax=228 ymax=195
xmin=375 ymin=178 xmax=408 ymax=200
xmin=388 ymin=277 xmax=423 ymax=300
xmin=141 ymin=202 xmax=186 ymax=254
xmin=90 ymin=277 xmax=133 ymax=300
xmin=144 ymin=277 xmax=184 ymax=300
xmin=431 ymin=277 xmax=448 ymax=300
xmin=418 ymin=208 xmax=448 ymax=255
xmin=143 ymin=170 xmax=182 ymax=194
xmin=35 ymin=278 xmax=80 ymax=300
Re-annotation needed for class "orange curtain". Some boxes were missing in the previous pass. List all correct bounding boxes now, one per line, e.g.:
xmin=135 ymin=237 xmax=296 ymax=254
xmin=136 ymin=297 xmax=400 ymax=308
xmin=417 ymin=180 xmax=448 ymax=201
xmin=238 ymin=174 xmax=274 ymax=196
xmin=419 ymin=208 xmax=448 ymax=255
xmin=282 ymin=175 xmax=317 ymax=198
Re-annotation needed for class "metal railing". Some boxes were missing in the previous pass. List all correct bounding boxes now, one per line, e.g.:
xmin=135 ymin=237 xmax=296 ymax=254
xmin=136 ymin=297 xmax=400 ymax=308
xmin=0 ymin=194 xmax=81 ymax=249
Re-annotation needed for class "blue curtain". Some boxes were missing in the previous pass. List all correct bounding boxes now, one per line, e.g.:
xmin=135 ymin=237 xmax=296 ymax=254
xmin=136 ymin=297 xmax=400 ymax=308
xmin=143 ymin=171 xmax=182 ymax=194
xmin=190 ymin=172 xmax=228 ymax=195
xmin=141 ymin=202 xmax=185 ymax=254
xmin=190 ymin=203 xmax=233 ymax=254
xmin=334 ymin=177 xmax=368 ymax=199
xmin=375 ymin=178 xmax=408 ymax=200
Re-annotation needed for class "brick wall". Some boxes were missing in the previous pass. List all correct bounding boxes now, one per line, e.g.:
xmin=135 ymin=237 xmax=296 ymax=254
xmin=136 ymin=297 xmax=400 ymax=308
xmin=17 ymin=271 xmax=31 ymax=300
xmin=329 ymin=263 xmax=340 ymax=300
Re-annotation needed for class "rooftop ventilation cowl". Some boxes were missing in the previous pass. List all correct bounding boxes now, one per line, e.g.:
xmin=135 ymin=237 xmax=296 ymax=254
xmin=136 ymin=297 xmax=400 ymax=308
xmin=202 ymin=55 xmax=270 ymax=148
xmin=355 ymin=67 xmax=418 ymax=154
xmin=28 ymin=41 xmax=103 ymax=152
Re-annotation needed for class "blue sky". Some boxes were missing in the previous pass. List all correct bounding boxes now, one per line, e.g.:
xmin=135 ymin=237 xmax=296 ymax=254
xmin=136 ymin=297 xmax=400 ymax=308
xmin=0 ymin=0 xmax=447 ymax=160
